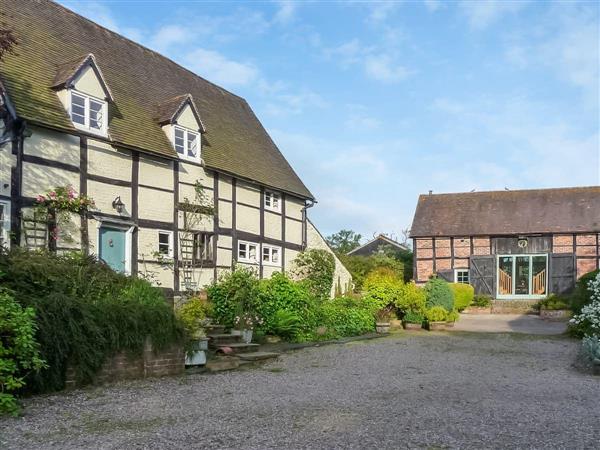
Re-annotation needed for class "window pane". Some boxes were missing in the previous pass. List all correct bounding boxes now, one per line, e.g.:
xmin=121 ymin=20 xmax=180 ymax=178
xmin=89 ymin=99 xmax=103 ymax=130
xmin=187 ymin=132 xmax=198 ymax=158
xmin=272 ymin=249 xmax=279 ymax=263
xmin=249 ymin=245 xmax=256 ymax=260
xmin=174 ymin=128 xmax=185 ymax=154
xmin=71 ymin=93 xmax=86 ymax=125
xmin=158 ymin=232 xmax=170 ymax=255
xmin=515 ymin=256 xmax=530 ymax=295
xmin=532 ymin=256 xmax=547 ymax=295
xmin=498 ymin=256 xmax=513 ymax=295
xmin=239 ymin=243 xmax=247 ymax=259
xmin=262 ymin=247 xmax=270 ymax=261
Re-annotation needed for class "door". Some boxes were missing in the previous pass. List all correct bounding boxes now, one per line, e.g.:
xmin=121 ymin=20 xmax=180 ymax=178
xmin=496 ymin=254 xmax=548 ymax=298
xmin=99 ymin=226 xmax=127 ymax=272
xmin=469 ymin=255 xmax=495 ymax=296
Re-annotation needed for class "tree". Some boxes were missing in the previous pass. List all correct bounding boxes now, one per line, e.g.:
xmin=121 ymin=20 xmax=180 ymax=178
xmin=0 ymin=17 xmax=18 ymax=61
xmin=326 ymin=229 xmax=362 ymax=255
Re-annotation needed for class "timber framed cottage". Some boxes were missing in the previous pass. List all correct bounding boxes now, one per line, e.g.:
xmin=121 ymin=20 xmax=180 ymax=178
xmin=410 ymin=187 xmax=600 ymax=299
xmin=0 ymin=0 xmax=351 ymax=295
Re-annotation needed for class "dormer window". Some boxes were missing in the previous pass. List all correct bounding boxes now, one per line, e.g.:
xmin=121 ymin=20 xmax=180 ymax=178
xmin=70 ymin=91 xmax=107 ymax=134
xmin=174 ymin=126 xmax=200 ymax=161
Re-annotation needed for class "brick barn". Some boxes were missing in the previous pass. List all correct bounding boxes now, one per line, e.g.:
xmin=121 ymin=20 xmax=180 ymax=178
xmin=410 ymin=186 xmax=600 ymax=299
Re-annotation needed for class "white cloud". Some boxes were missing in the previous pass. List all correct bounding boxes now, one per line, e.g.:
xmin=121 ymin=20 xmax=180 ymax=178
xmin=365 ymin=54 xmax=412 ymax=82
xmin=263 ymin=89 xmax=328 ymax=116
xmin=150 ymin=25 xmax=191 ymax=52
xmin=459 ymin=0 xmax=529 ymax=30
xmin=273 ymin=0 xmax=297 ymax=24
xmin=345 ymin=114 xmax=382 ymax=131
xmin=368 ymin=1 xmax=400 ymax=23
xmin=184 ymin=49 xmax=259 ymax=87
xmin=423 ymin=0 xmax=442 ymax=12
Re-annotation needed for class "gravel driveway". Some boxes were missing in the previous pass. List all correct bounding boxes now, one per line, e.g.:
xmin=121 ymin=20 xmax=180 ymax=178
xmin=2 ymin=331 xmax=598 ymax=449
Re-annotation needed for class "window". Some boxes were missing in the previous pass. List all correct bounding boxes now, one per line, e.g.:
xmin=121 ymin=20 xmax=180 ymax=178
xmin=0 ymin=200 xmax=10 ymax=248
xmin=158 ymin=231 xmax=173 ymax=257
xmin=264 ymin=191 xmax=280 ymax=212
xmin=70 ymin=91 xmax=106 ymax=134
xmin=238 ymin=240 xmax=258 ymax=264
xmin=262 ymin=244 xmax=281 ymax=266
xmin=173 ymin=125 xmax=200 ymax=161
xmin=455 ymin=269 xmax=469 ymax=284
xmin=193 ymin=233 xmax=213 ymax=263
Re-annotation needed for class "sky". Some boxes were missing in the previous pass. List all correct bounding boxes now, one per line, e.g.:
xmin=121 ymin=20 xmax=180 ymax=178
xmin=58 ymin=0 xmax=600 ymax=243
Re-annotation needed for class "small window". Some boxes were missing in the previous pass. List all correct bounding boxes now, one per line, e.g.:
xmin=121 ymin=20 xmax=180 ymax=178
xmin=173 ymin=126 xmax=200 ymax=162
xmin=264 ymin=191 xmax=280 ymax=212
xmin=262 ymin=244 xmax=281 ymax=266
xmin=0 ymin=200 xmax=10 ymax=248
xmin=70 ymin=91 xmax=106 ymax=134
xmin=193 ymin=233 xmax=213 ymax=263
xmin=158 ymin=231 xmax=173 ymax=257
xmin=238 ymin=240 xmax=258 ymax=264
xmin=455 ymin=269 xmax=469 ymax=284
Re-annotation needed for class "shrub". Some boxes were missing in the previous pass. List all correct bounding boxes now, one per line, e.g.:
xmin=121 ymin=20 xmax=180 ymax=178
xmin=271 ymin=310 xmax=302 ymax=340
xmin=318 ymin=296 xmax=375 ymax=339
xmin=424 ymin=277 xmax=454 ymax=312
xmin=582 ymin=335 xmax=600 ymax=362
xmin=571 ymin=269 xmax=600 ymax=313
xmin=538 ymin=295 xmax=571 ymax=311
xmin=395 ymin=281 xmax=426 ymax=315
xmin=0 ymin=249 xmax=183 ymax=393
xmin=569 ymin=273 xmax=600 ymax=338
xmin=207 ymin=267 xmax=260 ymax=328
xmin=0 ymin=290 xmax=46 ymax=416
xmin=425 ymin=306 xmax=448 ymax=322
xmin=363 ymin=269 xmax=403 ymax=311
xmin=449 ymin=283 xmax=474 ymax=311
xmin=403 ymin=310 xmax=424 ymax=324
xmin=339 ymin=253 xmax=407 ymax=290
xmin=472 ymin=294 xmax=492 ymax=308
xmin=447 ymin=310 xmax=460 ymax=323
xmin=177 ymin=297 xmax=213 ymax=339
xmin=292 ymin=249 xmax=335 ymax=300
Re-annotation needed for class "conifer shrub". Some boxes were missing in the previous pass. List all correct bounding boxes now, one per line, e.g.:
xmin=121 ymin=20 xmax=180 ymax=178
xmin=424 ymin=277 xmax=454 ymax=312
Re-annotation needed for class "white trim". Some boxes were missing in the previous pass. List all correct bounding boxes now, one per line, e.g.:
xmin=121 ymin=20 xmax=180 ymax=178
xmin=172 ymin=125 xmax=201 ymax=163
xmin=264 ymin=190 xmax=281 ymax=212
xmin=454 ymin=269 xmax=469 ymax=284
xmin=496 ymin=253 xmax=548 ymax=300
xmin=69 ymin=89 xmax=108 ymax=137
xmin=261 ymin=243 xmax=282 ymax=267
xmin=238 ymin=239 xmax=258 ymax=264
xmin=0 ymin=199 xmax=10 ymax=249
xmin=158 ymin=230 xmax=174 ymax=258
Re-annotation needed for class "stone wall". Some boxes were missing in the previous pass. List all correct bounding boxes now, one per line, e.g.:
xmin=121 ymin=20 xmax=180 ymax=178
xmin=65 ymin=338 xmax=184 ymax=388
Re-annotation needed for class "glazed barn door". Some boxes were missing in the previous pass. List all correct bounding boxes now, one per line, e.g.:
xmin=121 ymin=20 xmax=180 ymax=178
xmin=469 ymin=255 xmax=495 ymax=296
xmin=549 ymin=253 xmax=576 ymax=295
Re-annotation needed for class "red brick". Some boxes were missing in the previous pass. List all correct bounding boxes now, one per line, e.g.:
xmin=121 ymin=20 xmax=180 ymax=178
xmin=454 ymin=258 xmax=469 ymax=268
xmin=553 ymin=234 xmax=573 ymax=247
xmin=417 ymin=248 xmax=433 ymax=259
xmin=576 ymin=234 xmax=596 ymax=246
xmin=576 ymin=246 xmax=597 ymax=256
xmin=416 ymin=239 xmax=433 ymax=249
xmin=435 ymin=247 xmax=451 ymax=258
xmin=577 ymin=258 xmax=598 ymax=279
xmin=554 ymin=245 xmax=573 ymax=254
xmin=416 ymin=260 xmax=434 ymax=281
xmin=435 ymin=258 xmax=452 ymax=271
xmin=434 ymin=238 xmax=451 ymax=248
xmin=454 ymin=247 xmax=471 ymax=258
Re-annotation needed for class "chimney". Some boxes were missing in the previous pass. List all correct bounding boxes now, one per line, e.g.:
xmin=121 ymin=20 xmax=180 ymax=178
xmin=428 ymin=190 xmax=433 ymax=195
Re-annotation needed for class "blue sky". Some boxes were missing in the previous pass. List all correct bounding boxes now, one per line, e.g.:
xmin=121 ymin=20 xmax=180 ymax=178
xmin=59 ymin=0 xmax=599 ymax=242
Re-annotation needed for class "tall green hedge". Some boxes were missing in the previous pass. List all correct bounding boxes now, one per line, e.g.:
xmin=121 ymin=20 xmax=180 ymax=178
xmin=424 ymin=277 xmax=454 ymax=312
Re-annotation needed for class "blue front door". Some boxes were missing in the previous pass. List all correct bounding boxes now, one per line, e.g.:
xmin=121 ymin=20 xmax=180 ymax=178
xmin=99 ymin=226 xmax=127 ymax=272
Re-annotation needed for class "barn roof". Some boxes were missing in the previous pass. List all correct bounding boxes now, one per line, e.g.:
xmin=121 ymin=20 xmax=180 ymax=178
xmin=410 ymin=186 xmax=600 ymax=238
xmin=347 ymin=234 xmax=410 ymax=256
xmin=0 ymin=0 xmax=313 ymax=200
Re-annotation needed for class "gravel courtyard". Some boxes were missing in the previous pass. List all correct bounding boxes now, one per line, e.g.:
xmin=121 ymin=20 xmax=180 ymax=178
xmin=2 ymin=331 xmax=599 ymax=449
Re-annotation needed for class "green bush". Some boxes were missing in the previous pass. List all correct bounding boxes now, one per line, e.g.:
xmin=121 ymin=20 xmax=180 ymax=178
xmin=339 ymin=253 xmax=407 ymax=290
xmin=0 ymin=249 xmax=183 ymax=394
xmin=292 ymin=249 xmax=335 ymax=300
xmin=425 ymin=306 xmax=448 ymax=322
xmin=571 ymin=269 xmax=599 ymax=313
xmin=403 ymin=310 xmax=424 ymax=324
xmin=318 ymin=296 xmax=375 ymax=339
xmin=449 ymin=283 xmax=474 ymax=311
xmin=0 ymin=290 xmax=46 ymax=415
xmin=176 ymin=297 xmax=213 ymax=339
xmin=472 ymin=294 xmax=492 ymax=308
xmin=582 ymin=335 xmax=600 ymax=362
xmin=271 ymin=310 xmax=303 ymax=340
xmin=362 ymin=269 xmax=403 ymax=311
xmin=538 ymin=295 xmax=571 ymax=311
xmin=207 ymin=267 xmax=260 ymax=328
xmin=447 ymin=309 xmax=460 ymax=323
xmin=395 ymin=281 xmax=426 ymax=315
xmin=424 ymin=277 xmax=454 ymax=312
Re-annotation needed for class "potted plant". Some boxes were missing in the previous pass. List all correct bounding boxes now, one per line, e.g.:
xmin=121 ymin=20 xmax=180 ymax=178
xmin=446 ymin=310 xmax=460 ymax=328
xmin=375 ymin=305 xmax=394 ymax=334
xmin=425 ymin=306 xmax=448 ymax=331
xmin=176 ymin=297 xmax=212 ymax=366
xmin=538 ymin=295 xmax=572 ymax=321
xmin=463 ymin=295 xmax=492 ymax=314
xmin=233 ymin=312 xmax=264 ymax=343
xmin=402 ymin=310 xmax=424 ymax=330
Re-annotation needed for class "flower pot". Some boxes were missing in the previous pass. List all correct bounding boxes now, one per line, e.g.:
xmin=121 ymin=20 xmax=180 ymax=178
xmin=241 ymin=329 xmax=253 ymax=344
xmin=427 ymin=321 xmax=446 ymax=331
xmin=402 ymin=322 xmax=423 ymax=331
xmin=230 ymin=329 xmax=242 ymax=336
xmin=445 ymin=321 xmax=455 ymax=328
xmin=539 ymin=309 xmax=572 ymax=321
xmin=185 ymin=350 xmax=206 ymax=366
xmin=376 ymin=322 xmax=391 ymax=334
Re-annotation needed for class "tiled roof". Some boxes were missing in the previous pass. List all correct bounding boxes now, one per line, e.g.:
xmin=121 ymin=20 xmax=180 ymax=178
xmin=410 ymin=186 xmax=600 ymax=237
xmin=0 ymin=0 xmax=314 ymax=199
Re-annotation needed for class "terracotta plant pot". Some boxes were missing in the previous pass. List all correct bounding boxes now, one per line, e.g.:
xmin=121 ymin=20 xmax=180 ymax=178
xmin=427 ymin=321 xmax=446 ymax=331
xmin=376 ymin=322 xmax=391 ymax=334
xmin=445 ymin=321 xmax=455 ymax=328
xmin=402 ymin=322 xmax=423 ymax=331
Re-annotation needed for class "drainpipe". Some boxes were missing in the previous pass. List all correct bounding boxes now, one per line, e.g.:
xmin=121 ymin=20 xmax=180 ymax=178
xmin=301 ymin=199 xmax=316 ymax=250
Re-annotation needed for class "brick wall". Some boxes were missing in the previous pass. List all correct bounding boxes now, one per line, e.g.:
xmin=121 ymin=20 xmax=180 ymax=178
xmin=414 ymin=233 xmax=600 ymax=283
xmin=66 ymin=338 xmax=184 ymax=388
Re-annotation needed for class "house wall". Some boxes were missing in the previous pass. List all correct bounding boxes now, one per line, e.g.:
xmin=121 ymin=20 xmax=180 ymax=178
xmin=413 ymin=233 xmax=600 ymax=286
xmin=4 ymin=124 xmax=311 ymax=293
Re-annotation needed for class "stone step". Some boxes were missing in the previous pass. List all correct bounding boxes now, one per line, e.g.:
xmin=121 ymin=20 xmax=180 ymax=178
xmin=214 ymin=342 xmax=260 ymax=354
xmin=205 ymin=324 xmax=225 ymax=333
xmin=207 ymin=333 xmax=242 ymax=345
xmin=236 ymin=351 xmax=280 ymax=362
xmin=205 ymin=356 xmax=239 ymax=372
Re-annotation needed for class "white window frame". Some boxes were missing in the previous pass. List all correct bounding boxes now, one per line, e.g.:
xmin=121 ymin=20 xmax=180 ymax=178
xmin=238 ymin=240 xmax=258 ymax=264
xmin=454 ymin=269 xmax=469 ymax=284
xmin=69 ymin=90 xmax=108 ymax=136
xmin=262 ymin=244 xmax=281 ymax=267
xmin=158 ymin=230 xmax=174 ymax=258
xmin=496 ymin=254 xmax=548 ymax=299
xmin=0 ymin=199 xmax=10 ymax=249
xmin=264 ymin=190 xmax=281 ymax=212
xmin=173 ymin=125 xmax=201 ymax=163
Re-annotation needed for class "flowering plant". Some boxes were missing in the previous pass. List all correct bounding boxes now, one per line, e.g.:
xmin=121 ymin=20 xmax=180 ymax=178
xmin=36 ymin=185 xmax=95 ymax=214
xmin=570 ymin=273 xmax=600 ymax=338
xmin=233 ymin=312 xmax=264 ymax=330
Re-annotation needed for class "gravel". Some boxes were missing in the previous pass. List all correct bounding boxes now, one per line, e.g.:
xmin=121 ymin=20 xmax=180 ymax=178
xmin=2 ymin=331 xmax=599 ymax=449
